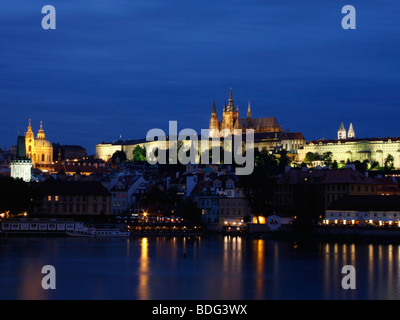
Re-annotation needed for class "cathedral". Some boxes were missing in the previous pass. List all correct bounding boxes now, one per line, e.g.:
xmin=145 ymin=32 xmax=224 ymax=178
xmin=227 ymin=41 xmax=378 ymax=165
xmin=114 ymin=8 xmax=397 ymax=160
xmin=209 ymin=89 xmax=282 ymax=137
xmin=25 ymin=120 xmax=53 ymax=171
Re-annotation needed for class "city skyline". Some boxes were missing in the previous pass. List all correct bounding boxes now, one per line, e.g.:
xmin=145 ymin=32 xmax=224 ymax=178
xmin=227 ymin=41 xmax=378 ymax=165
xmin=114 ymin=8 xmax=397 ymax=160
xmin=1 ymin=0 xmax=399 ymax=155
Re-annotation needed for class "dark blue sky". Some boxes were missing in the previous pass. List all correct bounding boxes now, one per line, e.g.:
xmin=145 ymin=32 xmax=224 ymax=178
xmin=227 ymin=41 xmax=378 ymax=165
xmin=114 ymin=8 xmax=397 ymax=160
xmin=1 ymin=0 xmax=399 ymax=155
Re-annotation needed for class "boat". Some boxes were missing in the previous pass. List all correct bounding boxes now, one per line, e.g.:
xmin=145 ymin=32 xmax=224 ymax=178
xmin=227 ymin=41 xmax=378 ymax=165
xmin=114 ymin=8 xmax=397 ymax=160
xmin=67 ymin=226 xmax=130 ymax=238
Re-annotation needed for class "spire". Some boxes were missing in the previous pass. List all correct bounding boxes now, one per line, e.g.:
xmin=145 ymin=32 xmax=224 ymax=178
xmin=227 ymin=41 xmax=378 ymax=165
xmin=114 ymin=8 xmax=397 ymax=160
xmin=348 ymin=122 xmax=355 ymax=139
xmin=37 ymin=121 xmax=46 ymax=139
xmin=247 ymin=100 xmax=251 ymax=119
xmin=227 ymin=88 xmax=234 ymax=111
xmin=57 ymin=148 xmax=62 ymax=163
xmin=212 ymin=100 xmax=217 ymax=115
xmin=338 ymin=120 xmax=346 ymax=140
xmin=26 ymin=119 xmax=34 ymax=139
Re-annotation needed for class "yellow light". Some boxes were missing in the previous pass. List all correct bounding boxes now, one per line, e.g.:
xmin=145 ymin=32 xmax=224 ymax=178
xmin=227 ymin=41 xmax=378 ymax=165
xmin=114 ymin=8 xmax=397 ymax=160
xmin=258 ymin=216 xmax=266 ymax=224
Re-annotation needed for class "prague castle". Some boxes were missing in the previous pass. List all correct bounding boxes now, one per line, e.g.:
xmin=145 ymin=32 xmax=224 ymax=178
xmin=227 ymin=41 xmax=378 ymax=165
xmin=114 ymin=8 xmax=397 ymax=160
xmin=298 ymin=121 xmax=400 ymax=168
xmin=96 ymin=90 xmax=306 ymax=161
xmin=25 ymin=120 xmax=53 ymax=171
xmin=209 ymin=89 xmax=281 ymax=137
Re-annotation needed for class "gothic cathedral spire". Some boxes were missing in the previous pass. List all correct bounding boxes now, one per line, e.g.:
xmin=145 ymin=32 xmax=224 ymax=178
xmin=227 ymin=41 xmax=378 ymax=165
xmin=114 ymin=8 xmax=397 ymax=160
xmin=247 ymin=100 xmax=251 ymax=120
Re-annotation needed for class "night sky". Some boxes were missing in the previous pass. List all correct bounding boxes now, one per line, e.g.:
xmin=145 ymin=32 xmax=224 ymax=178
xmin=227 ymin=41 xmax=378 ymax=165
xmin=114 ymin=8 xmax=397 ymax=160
xmin=1 ymin=0 xmax=399 ymax=155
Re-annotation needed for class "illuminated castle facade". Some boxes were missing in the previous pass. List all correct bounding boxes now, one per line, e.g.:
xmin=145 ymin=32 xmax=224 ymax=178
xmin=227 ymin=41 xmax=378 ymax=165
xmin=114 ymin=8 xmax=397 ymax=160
xmin=299 ymin=121 xmax=400 ymax=168
xmin=96 ymin=90 xmax=306 ymax=161
xmin=209 ymin=89 xmax=282 ymax=137
xmin=25 ymin=120 xmax=53 ymax=171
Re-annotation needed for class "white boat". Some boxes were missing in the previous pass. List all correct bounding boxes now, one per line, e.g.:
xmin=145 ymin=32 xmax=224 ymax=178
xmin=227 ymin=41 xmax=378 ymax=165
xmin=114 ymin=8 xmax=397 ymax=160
xmin=67 ymin=226 xmax=130 ymax=238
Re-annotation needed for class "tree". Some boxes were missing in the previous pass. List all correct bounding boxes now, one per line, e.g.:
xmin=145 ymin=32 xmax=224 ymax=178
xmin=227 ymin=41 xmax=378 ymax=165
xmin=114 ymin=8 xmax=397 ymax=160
xmin=277 ymin=149 xmax=291 ymax=171
xmin=370 ymin=161 xmax=379 ymax=170
xmin=132 ymin=145 xmax=147 ymax=162
xmin=304 ymin=152 xmax=315 ymax=166
xmin=111 ymin=150 xmax=127 ymax=164
xmin=239 ymin=150 xmax=279 ymax=222
xmin=0 ymin=177 xmax=39 ymax=215
xmin=385 ymin=154 xmax=394 ymax=171
xmin=322 ymin=152 xmax=333 ymax=167
xmin=291 ymin=184 xmax=324 ymax=234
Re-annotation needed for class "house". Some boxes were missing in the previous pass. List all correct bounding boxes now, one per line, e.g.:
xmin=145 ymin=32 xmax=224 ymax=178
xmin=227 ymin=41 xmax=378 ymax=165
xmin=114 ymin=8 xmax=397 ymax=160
xmin=325 ymin=195 xmax=400 ymax=227
xmin=34 ymin=178 xmax=111 ymax=215
xmin=111 ymin=175 xmax=148 ymax=215
xmin=273 ymin=167 xmax=399 ymax=214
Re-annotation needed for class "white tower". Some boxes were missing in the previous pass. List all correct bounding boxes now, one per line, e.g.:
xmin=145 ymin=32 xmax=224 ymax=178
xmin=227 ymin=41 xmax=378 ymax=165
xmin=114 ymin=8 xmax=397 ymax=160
xmin=10 ymin=135 xmax=32 ymax=182
xmin=338 ymin=121 xmax=347 ymax=140
xmin=348 ymin=122 xmax=355 ymax=139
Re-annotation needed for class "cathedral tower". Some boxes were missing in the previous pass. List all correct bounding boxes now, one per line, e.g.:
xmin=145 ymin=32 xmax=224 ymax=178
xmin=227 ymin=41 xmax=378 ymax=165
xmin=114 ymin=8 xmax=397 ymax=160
xmin=221 ymin=89 xmax=239 ymax=134
xmin=25 ymin=119 xmax=34 ymax=159
xmin=209 ymin=100 xmax=220 ymax=138
xmin=338 ymin=121 xmax=347 ymax=140
xmin=348 ymin=122 xmax=355 ymax=139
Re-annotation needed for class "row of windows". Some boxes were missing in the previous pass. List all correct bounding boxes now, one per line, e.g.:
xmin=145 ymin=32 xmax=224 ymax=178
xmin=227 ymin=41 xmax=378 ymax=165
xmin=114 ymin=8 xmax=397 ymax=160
xmin=204 ymin=209 xmax=242 ymax=216
xmin=330 ymin=212 xmax=398 ymax=217
xmin=46 ymin=203 xmax=108 ymax=213
xmin=113 ymin=201 xmax=126 ymax=207
xmin=112 ymin=193 xmax=126 ymax=198
xmin=47 ymin=195 xmax=108 ymax=202
xmin=200 ymin=199 xmax=243 ymax=207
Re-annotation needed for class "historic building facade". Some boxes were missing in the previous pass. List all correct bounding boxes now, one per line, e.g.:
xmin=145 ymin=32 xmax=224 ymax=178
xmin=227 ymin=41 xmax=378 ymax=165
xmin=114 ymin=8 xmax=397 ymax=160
xmin=298 ymin=122 xmax=400 ymax=168
xmin=96 ymin=91 xmax=306 ymax=162
xmin=10 ymin=135 xmax=32 ymax=182
xmin=209 ymin=89 xmax=282 ymax=137
xmin=25 ymin=120 xmax=53 ymax=171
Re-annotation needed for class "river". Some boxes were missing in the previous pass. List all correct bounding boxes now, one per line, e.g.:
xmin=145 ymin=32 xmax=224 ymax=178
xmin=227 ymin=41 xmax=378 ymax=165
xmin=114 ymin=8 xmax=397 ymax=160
xmin=0 ymin=235 xmax=399 ymax=299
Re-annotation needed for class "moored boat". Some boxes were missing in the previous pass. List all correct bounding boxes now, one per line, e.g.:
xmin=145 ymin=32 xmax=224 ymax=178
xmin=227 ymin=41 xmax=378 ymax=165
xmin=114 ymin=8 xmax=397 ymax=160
xmin=67 ymin=226 xmax=130 ymax=238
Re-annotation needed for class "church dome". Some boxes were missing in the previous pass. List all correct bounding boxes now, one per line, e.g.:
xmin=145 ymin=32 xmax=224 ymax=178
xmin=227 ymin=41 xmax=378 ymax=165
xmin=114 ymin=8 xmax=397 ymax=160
xmin=34 ymin=138 xmax=52 ymax=149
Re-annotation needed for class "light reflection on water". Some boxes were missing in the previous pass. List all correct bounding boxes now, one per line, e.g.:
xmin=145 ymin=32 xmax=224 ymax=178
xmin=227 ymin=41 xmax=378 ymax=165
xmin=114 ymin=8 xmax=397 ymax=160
xmin=1 ymin=235 xmax=400 ymax=299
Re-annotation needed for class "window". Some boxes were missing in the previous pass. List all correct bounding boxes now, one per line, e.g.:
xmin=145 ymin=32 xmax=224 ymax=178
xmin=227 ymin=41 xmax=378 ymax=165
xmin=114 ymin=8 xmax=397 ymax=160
xmin=47 ymin=195 xmax=52 ymax=202
xmin=55 ymin=196 xmax=59 ymax=202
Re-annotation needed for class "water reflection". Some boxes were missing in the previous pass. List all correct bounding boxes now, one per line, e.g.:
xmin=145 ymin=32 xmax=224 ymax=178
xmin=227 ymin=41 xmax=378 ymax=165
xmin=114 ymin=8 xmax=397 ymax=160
xmin=137 ymin=237 xmax=150 ymax=300
xmin=18 ymin=259 xmax=49 ymax=300
xmin=254 ymin=239 xmax=265 ymax=299
xmin=221 ymin=236 xmax=243 ymax=299
xmin=3 ymin=237 xmax=400 ymax=299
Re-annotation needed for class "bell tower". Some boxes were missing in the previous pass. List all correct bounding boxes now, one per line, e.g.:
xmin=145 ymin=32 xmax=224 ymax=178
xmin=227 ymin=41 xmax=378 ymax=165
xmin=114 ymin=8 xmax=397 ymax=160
xmin=25 ymin=119 xmax=35 ymax=159
xmin=338 ymin=121 xmax=347 ymax=140
xmin=209 ymin=100 xmax=220 ymax=138
xmin=221 ymin=88 xmax=239 ymax=134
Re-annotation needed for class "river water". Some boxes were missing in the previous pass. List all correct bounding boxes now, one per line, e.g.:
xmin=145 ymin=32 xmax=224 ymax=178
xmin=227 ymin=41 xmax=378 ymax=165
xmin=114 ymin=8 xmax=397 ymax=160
xmin=0 ymin=234 xmax=399 ymax=300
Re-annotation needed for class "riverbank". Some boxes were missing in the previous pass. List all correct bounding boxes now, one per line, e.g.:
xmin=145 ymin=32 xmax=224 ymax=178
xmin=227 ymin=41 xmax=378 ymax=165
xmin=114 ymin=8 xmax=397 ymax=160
xmin=246 ymin=225 xmax=400 ymax=244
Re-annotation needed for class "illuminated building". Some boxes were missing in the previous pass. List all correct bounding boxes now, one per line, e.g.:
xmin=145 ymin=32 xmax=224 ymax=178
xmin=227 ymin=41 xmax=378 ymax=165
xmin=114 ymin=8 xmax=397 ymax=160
xmin=10 ymin=135 xmax=32 ymax=182
xmin=298 ymin=121 xmax=400 ymax=168
xmin=96 ymin=90 xmax=306 ymax=161
xmin=25 ymin=120 xmax=53 ymax=171
xmin=209 ymin=89 xmax=281 ymax=137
